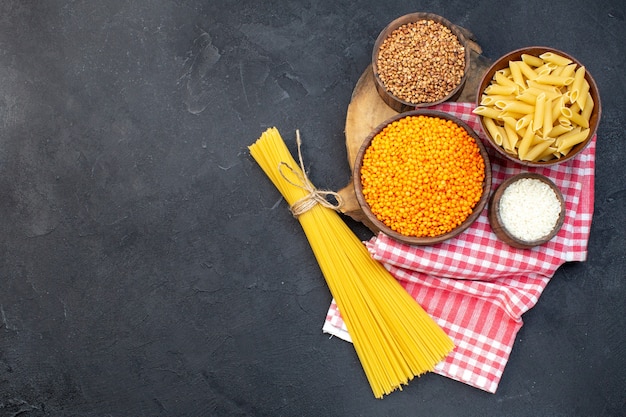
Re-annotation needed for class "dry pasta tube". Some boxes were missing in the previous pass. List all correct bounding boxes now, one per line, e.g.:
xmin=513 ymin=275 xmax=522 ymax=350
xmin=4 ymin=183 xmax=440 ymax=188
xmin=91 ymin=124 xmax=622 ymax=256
xmin=557 ymin=128 xmax=590 ymax=153
xmin=509 ymin=60 xmax=525 ymax=87
xmin=536 ymin=62 xmax=557 ymax=75
xmin=485 ymin=84 xmax=517 ymax=96
xmin=249 ymin=127 xmax=454 ymax=399
xmin=474 ymin=105 xmax=502 ymax=119
xmin=542 ymin=97 xmax=554 ymax=138
xmin=495 ymin=71 xmax=518 ymax=88
xmin=539 ymin=51 xmax=573 ymax=66
xmin=548 ymin=124 xmax=573 ymax=137
xmin=551 ymin=96 xmax=565 ymax=123
xmin=521 ymin=53 xmax=544 ymax=67
xmin=522 ymin=138 xmax=553 ymax=161
xmin=533 ymin=93 xmax=546 ymax=132
xmin=575 ymin=79 xmax=590 ymax=110
xmin=517 ymin=120 xmax=536 ymax=160
xmin=480 ymin=94 xmax=515 ymax=106
xmin=483 ymin=116 xmax=504 ymax=146
xmin=503 ymin=122 xmax=519 ymax=152
xmin=581 ymin=93 xmax=594 ymax=121
xmin=569 ymin=66 xmax=586 ymax=103
xmin=517 ymin=60 xmax=539 ymax=80
xmin=515 ymin=113 xmax=533 ymax=131
xmin=535 ymin=74 xmax=574 ymax=87
xmin=567 ymin=110 xmax=590 ymax=129
xmin=559 ymin=63 xmax=578 ymax=78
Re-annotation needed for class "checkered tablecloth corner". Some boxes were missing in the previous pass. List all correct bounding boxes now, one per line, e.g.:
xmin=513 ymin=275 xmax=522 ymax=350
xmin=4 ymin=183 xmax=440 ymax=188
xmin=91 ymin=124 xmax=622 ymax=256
xmin=323 ymin=102 xmax=596 ymax=393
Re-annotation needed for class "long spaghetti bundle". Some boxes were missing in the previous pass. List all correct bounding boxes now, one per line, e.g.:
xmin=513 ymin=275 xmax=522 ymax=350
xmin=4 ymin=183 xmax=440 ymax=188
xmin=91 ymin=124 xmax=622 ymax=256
xmin=249 ymin=127 xmax=454 ymax=398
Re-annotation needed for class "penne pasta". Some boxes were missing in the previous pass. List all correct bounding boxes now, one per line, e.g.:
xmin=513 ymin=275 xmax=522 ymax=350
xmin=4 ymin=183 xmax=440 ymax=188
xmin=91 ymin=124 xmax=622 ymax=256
xmin=473 ymin=106 xmax=502 ymax=119
xmin=539 ymin=52 xmax=573 ymax=66
xmin=501 ymin=116 xmax=519 ymax=130
xmin=500 ymin=111 xmax=527 ymax=120
xmin=542 ymin=96 xmax=553 ymax=138
xmin=503 ymin=123 xmax=519 ymax=152
xmin=557 ymin=115 xmax=572 ymax=128
xmin=517 ymin=120 xmax=536 ymax=160
xmin=559 ymin=63 xmax=577 ymax=79
xmin=533 ymin=93 xmax=546 ymax=132
xmin=548 ymin=124 xmax=573 ymax=137
xmin=483 ymin=117 xmax=505 ymax=146
xmin=560 ymin=106 xmax=573 ymax=119
xmin=537 ymin=146 xmax=559 ymax=161
xmin=496 ymin=68 xmax=512 ymax=78
xmin=555 ymin=126 xmax=581 ymax=146
xmin=527 ymin=86 xmax=561 ymax=99
xmin=576 ymin=79 xmax=590 ymax=110
xmin=503 ymin=101 xmax=535 ymax=114
xmin=484 ymin=84 xmax=518 ymax=96
xmin=521 ymin=53 xmax=544 ymax=67
xmin=535 ymin=63 xmax=557 ymax=76
xmin=515 ymin=113 xmax=534 ymax=131
xmin=556 ymin=128 xmax=590 ymax=153
xmin=518 ymin=60 xmax=539 ymax=80
xmin=525 ymin=80 xmax=562 ymax=94
xmin=509 ymin=61 xmax=526 ymax=87
xmin=550 ymin=64 xmax=565 ymax=77
xmin=581 ymin=92 xmax=594 ymax=121
xmin=530 ymin=133 xmax=549 ymax=146
xmin=495 ymin=71 xmax=519 ymax=88
xmin=534 ymin=73 xmax=574 ymax=87
xmin=495 ymin=99 xmax=520 ymax=110
xmin=516 ymin=91 xmax=540 ymax=105
xmin=480 ymin=94 xmax=516 ymax=106
xmin=569 ymin=65 xmax=586 ymax=103
xmin=566 ymin=110 xmax=590 ymax=129
xmin=551 ymin=95 xmax=565 ymax=122
xmin=523 ymin=139 xmax=553 ymax=162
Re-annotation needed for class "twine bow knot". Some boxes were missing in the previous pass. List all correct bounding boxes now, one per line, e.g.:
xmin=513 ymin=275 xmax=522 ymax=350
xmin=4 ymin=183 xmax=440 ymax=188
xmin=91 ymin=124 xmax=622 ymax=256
xmin=279 ymin=130 xmax=343 ymax=217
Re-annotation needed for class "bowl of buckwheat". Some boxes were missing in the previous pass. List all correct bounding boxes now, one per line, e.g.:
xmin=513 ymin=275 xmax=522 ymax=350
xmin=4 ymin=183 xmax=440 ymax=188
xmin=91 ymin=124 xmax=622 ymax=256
xmin=372 ymin=12 xmax=470 ymax=113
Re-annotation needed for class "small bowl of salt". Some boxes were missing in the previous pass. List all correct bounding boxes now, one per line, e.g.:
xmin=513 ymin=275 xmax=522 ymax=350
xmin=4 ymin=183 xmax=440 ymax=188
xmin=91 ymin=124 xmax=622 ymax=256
xmin=488 ymin=173 xmax=566 ymax=249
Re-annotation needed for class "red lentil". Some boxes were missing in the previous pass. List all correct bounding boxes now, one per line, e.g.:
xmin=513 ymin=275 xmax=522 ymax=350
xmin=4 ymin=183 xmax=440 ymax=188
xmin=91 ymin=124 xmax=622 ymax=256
xmin=360 ymin=115 xmax=485 ymax=238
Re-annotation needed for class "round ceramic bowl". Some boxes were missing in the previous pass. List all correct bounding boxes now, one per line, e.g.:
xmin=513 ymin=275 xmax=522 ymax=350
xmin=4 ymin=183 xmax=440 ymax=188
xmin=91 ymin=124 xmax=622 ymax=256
xmin=353 ymin=110 xmax=492 ymax=246
xmin=372 ymin=12 xmax=471 ymax=113
xmin=488 ymin=173 xmax=566 ymax=249
xmin=476 ymin=46 xmax=601 ymax=167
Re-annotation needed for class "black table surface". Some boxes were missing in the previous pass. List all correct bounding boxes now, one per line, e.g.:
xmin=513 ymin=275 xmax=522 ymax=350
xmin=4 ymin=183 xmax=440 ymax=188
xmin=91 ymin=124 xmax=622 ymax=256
xmin=1 ymin=1 xmax=625 ymax=416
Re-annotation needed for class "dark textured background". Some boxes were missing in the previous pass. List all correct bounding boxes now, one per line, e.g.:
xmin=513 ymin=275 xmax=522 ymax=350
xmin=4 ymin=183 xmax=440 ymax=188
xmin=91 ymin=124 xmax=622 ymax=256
xmin=1 ymin=1 xmax=625 ymax=416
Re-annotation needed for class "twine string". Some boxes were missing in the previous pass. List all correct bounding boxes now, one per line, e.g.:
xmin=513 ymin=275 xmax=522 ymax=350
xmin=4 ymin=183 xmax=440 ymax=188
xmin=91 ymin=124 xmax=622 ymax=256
xmin=278 ymin=130 xmax=343 ymax=217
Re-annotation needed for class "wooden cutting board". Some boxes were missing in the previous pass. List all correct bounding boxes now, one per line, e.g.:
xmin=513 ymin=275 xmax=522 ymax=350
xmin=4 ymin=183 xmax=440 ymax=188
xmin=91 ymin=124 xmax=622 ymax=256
xmin=337 ymin=27 xmax=493 ymax=233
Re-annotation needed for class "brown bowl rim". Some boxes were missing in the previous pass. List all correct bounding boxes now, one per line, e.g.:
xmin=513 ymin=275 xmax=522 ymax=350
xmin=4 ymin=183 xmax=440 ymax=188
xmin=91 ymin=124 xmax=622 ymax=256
xmin=353 ymin=109 xmax=492 ymax=246
xmin=476 ymin=46 xmax=602 ymax=167
xmin=488 ymin=172 xmax=566 ymax=248
xmin=372 ymin=12 xmax=471 ymax=113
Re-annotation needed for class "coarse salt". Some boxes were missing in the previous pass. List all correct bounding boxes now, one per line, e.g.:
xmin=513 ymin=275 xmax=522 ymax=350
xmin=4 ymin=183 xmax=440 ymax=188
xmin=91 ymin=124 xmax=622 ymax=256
xmin=498 ymin=178 xmax=562 ymax=242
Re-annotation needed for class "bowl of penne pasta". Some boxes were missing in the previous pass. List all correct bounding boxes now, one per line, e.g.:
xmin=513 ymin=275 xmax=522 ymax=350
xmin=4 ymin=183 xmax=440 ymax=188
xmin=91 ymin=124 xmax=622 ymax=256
xmin=474 ymin=46 xmax=601 ymax=166
xmin=372 ymin=12 xmax=471 ymax=113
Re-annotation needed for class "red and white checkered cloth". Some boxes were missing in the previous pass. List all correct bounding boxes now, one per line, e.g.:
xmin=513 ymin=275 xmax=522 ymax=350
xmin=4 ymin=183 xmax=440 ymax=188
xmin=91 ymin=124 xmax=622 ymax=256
xmin=323 ymin=102 xmax=596 ymax=393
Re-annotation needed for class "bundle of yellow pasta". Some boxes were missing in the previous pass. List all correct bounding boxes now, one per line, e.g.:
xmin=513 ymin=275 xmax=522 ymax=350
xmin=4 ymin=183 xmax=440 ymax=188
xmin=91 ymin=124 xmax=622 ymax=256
xmin=474 ymin=51 xmax=594 ymax=162
xmin=249 ymin=127 xmax=454 ymax=398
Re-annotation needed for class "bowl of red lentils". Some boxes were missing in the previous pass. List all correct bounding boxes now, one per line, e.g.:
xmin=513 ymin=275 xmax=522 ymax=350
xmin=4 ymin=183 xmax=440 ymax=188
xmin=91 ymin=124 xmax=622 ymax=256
xmin=372 ymin=13 xmax=470 ymax=113
xmin=353 ymin=110 xmax=492 ymax=245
